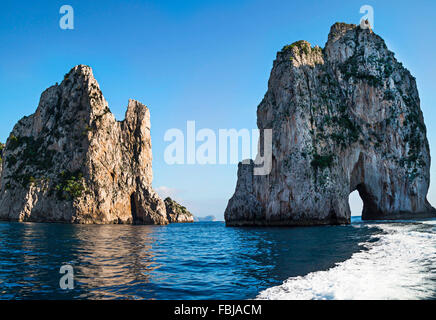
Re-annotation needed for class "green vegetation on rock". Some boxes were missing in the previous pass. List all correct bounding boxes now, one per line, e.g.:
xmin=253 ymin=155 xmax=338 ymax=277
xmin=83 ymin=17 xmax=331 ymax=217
xmin=281 ymin=40 xmax=312 ymax=55
xmin=400 ymin=96 xmax=427 ymax=180
xmin=338 ymin=54 xmax=384 ymax=87
xmin=311 ymin=153 xmax=334 ymax=171
xmin=7 ymin=135 xmax=56 ymax=172
xmin=164 ymin=197 xmax=194 ymax=222
xmin=55 ymin=170 xmax=87 ymax=200
xmin=0 ymin=142 xmax=4 ymax=162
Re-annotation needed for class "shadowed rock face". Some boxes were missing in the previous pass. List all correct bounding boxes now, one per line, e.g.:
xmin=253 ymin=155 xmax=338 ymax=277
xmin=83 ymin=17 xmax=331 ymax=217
xmin=164 ymin=197 xmax=194 ymax=223
xmin=225 ymin=23 xmax=436 ymax=226
xmin=0 ymin=65 xmax=168 ymax=224
xmin=0 ymin=143 xmax=4 ymax=179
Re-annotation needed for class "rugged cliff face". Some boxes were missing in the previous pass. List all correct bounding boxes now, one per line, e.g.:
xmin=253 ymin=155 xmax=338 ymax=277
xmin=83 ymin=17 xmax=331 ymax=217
xmin=164 ymin=197 xmax=194 ymax=223
xmin=0 ymin=65 xmax=168 ymax=224
xmin=0 ymin=143 xmax=4 ymax=179
xmin=225 ymin=23 xmax=436 ymax=226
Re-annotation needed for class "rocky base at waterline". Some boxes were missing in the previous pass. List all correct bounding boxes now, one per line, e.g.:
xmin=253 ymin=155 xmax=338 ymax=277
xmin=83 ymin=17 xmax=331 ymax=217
xmin=0 ymin=65 xmax=185 ymax=225
xmin=164 ymin=197 xmax=194 ymax=223
xmin=225 ymin=22 xmax=436 ymax=227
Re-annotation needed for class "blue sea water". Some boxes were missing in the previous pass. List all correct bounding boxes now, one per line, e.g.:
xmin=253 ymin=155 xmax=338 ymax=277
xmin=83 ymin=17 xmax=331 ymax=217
xmin=0 ymin=217 xmax=435 ymax=300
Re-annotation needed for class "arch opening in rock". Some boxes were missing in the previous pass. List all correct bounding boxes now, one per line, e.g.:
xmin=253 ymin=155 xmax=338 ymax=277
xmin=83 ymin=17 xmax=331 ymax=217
xmin=348 ymin=190 xmax=363 ymax=217
xmin=349 ymin=184 xmax=383 ymax=220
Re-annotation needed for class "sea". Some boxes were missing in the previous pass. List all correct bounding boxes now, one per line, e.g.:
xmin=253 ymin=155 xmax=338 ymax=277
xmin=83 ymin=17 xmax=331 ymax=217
xmin=0 ymin=217 xmax=435 ymax=300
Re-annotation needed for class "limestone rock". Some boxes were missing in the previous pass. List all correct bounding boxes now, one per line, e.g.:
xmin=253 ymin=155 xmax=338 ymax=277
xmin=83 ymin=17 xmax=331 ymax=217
xmin=0 ymin=143 xmax=4 ymax=179
xmin=0 ymin=65 xmax=168 ymax=224
xmin=164 ymin=197 xmax=194 ymax=223
xmin=225 ymin=23 xmax=436 ymax=226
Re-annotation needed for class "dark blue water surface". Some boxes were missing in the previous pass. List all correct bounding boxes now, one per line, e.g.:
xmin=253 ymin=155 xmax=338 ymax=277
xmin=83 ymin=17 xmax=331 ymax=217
xmin=0 ymin=218 xmax=379 ymax=299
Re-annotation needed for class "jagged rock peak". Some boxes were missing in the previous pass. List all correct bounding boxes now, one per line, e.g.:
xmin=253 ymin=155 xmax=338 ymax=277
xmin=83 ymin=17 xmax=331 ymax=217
xmin=164 ymin=197 xmax=195 ymax=223
xmin=0 ymin=65 xmax=168 ymax=224
xmin=225 ymin=22 xmax=435 ymax=226
xmin=328 ymin=22 xmax=357 ymax=41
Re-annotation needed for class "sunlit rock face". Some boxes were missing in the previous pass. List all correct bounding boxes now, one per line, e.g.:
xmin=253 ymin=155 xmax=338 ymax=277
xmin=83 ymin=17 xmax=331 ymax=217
xmin=225 ymin=23 xmax=436 ymax=226
xmin=0 ymin=143 xmax=4 ymax=180
xmin=0 ymin=65 xmax=168 ymax=224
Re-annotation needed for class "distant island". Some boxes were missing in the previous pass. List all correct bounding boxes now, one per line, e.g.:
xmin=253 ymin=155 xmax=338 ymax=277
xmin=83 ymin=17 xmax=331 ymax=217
xmin=195 ymin=215 xmax=216 ymax=222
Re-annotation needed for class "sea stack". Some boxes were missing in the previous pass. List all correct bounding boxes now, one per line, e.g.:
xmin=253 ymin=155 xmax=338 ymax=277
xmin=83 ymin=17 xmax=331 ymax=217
xmin=225 ymin=23 xmax=436 ymax=226
xmin=0 ymin=65 xmax=168 ymax=224
xmin=164 ymin=197 xmax=195 ymax=223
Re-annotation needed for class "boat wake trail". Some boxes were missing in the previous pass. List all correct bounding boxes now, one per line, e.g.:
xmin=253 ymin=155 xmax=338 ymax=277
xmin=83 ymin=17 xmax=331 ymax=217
xmin=257 ymin=219 xmax=436 ymax=300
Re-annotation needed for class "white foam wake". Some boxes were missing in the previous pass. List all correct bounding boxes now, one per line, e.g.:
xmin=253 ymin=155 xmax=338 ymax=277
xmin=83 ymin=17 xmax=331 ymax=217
xmin=257 ymin=220 xmax=436 ymax=300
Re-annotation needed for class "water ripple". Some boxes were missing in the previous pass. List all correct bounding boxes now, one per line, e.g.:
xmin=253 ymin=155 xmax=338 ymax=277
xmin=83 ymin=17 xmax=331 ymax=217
xmin=0 ymin=219 xmax=389 ymax=299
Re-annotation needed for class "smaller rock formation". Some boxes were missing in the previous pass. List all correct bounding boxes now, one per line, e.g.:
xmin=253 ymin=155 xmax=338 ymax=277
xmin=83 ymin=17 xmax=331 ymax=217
xmin=164 ymin=197 xmax=194 ymax=223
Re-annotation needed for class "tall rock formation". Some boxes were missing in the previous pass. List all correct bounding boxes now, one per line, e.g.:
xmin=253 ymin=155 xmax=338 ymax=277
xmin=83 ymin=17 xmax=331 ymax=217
xmin=225 ymin=23 xmax=436 ymax=226
xmin=0 ymin=65 xmax=168 ymax=224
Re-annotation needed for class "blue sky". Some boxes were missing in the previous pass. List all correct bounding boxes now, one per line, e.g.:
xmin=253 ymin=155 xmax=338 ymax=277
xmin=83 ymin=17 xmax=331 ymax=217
xmin=0 ymin=0 xmax=435 ymax=219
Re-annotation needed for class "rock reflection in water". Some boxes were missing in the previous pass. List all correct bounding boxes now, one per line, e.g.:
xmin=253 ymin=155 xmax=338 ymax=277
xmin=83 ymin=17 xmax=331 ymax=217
xmin=0 ymin=220 xmax=377 ymax=299
xmin=72 ymin=225 xmax=160 ymax=299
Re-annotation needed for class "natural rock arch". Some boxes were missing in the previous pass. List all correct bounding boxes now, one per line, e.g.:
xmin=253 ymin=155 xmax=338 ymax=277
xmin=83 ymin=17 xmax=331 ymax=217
xmin=348 ymin=190 xmax=363 ymax=217
xmin=348 ymin=152 xmax=383 ymax=220
xmin=225 ymin=23 xmax=436 ymax=226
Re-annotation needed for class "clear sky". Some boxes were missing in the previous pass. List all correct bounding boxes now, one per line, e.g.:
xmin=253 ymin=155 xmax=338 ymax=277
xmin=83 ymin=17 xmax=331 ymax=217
xmin=1 ymin=0 xmax=435 ymax=219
